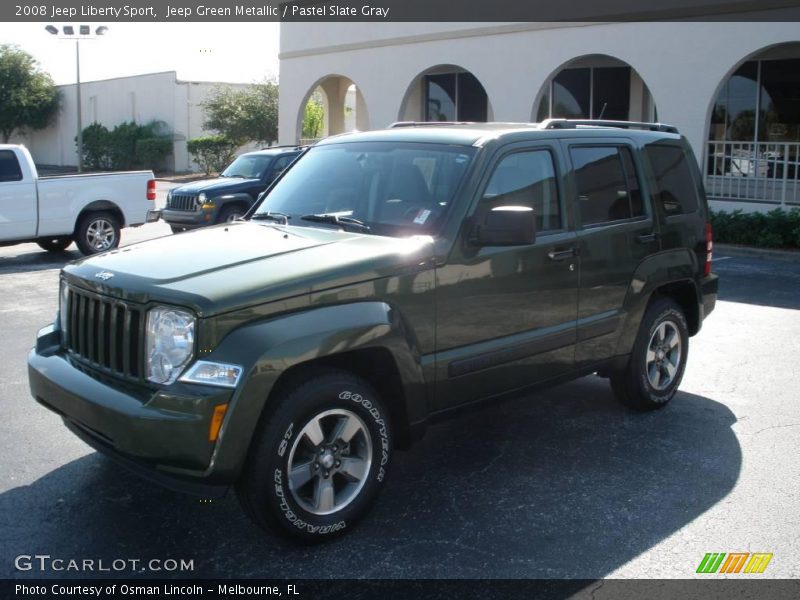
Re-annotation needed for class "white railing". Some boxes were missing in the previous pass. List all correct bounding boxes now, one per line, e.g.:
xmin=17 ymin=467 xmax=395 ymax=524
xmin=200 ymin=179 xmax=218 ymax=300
xmin=705 ymin=141 xmax=800 ymax=207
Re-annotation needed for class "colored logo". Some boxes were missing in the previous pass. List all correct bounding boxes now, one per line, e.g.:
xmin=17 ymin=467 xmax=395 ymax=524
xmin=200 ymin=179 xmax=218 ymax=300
xmin=696 ymin=552 xmax=773 ymax=574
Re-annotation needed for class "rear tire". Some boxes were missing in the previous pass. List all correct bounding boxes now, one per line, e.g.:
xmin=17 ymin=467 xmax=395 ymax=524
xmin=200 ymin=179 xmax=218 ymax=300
xmin=236 ymin=369 xmax=392 ymax=542
xmin=610 ymin=298 xmax=689 ymax=411
xmin=75 ymin=211 xmax=121 ymax=255
xmin=36 ymin=237 xmax=72 ymax=253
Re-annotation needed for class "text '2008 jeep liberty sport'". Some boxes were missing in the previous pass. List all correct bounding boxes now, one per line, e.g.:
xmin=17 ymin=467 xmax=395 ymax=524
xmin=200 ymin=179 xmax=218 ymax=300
xmin=29 ymin=120 xmax=718 ymax=541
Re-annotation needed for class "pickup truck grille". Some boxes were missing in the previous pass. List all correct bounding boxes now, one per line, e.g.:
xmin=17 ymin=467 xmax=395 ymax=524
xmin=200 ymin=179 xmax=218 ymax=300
xmin=167 ymin=194 xmax=199 ymax=211
xmin=64 ymin=286 xmax=143 ymax=381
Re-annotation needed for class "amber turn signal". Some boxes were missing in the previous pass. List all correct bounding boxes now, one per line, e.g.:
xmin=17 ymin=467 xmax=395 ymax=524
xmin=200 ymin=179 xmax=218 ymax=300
xmin=209 ymin=403 xmax=229 ymax=442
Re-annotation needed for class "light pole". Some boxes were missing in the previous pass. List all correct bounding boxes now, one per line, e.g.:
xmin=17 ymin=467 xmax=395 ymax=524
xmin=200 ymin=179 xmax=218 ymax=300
xmin=45 ymin=25 xmax=108 ymax=173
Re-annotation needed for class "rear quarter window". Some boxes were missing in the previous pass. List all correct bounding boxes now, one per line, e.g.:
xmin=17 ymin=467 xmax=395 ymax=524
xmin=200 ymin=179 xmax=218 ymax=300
xmin=644 ymin=144 xmax=699 ymax=216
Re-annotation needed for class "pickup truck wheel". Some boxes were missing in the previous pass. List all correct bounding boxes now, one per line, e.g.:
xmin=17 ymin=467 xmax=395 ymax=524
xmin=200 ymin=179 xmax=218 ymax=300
xmin=75 ymin=212 xmax=121 ymax=255
xmin=36 ymin=237 xmax=73 ymax=252
xmin=217 ymin=206 xmax=246 ymax=224
xmin=611 ymin=298 xmax=689 ymax=411
xmin=236 ymin=369 xmax=391 ymax=542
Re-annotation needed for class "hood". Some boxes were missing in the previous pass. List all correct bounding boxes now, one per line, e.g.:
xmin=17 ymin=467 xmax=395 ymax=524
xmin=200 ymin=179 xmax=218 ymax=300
xmin=171 ymin=177 xmax=260 ymax=195
xmin=63 ymin=222 xmax=435 ymax=317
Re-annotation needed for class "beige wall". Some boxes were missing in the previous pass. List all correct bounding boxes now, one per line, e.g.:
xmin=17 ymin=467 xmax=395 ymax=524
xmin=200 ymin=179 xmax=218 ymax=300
xmin=12 ymin=71 xmax=251 ymax=172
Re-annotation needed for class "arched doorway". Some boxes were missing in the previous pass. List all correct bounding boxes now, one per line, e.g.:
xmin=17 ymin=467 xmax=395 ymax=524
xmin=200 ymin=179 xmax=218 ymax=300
xmin=297 ymin=75 xmax=369 ymax=143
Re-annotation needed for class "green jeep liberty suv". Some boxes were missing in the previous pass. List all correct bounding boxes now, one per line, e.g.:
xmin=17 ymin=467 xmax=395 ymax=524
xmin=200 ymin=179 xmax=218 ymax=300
xmin=29 ymin=120 xmax=718 ymax=541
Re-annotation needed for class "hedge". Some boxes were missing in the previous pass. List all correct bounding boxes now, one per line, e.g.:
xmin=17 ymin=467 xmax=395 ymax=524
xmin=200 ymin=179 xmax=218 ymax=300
xmin=710 ymin=208 xmax=800 ymax=250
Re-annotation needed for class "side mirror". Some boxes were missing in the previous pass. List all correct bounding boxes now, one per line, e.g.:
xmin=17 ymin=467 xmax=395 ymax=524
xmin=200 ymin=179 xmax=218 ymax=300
xmin=470 ymin=206 xmax=536 ymax=246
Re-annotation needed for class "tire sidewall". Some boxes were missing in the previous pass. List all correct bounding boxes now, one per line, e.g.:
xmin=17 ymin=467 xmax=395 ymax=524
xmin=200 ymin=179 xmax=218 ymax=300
xmin=76 ymin=212 xmax=120 ymax=255
xmin=633 ymin=302 xmax=689 ymax=406
xmin=247 ymin=375 xmax=391 ymax=540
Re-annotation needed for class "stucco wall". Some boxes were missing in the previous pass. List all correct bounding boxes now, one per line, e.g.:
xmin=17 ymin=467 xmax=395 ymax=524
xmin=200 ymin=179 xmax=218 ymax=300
xmin=278 ymin=21 xmax=800 ymax=167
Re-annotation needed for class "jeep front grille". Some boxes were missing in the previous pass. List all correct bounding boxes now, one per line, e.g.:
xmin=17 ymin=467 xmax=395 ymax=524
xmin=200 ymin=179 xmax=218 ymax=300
xmin=64 ymin=286 xmax=143 ymax=380
xmin=167 ymin=194 xmax=199 ymax=211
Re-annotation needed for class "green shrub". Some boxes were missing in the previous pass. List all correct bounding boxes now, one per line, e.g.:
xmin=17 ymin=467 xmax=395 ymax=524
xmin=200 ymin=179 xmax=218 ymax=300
xmin=710 ymin=208 xmax=800 ymax=249
xmin=78 ymin=120 xmax=172 ymax=171
xmin=80 ymin=122 xmax=112 ymax=170
xmin=187 ymin=135 xmax=237 ymax=174
xmin=135 ymin=137 xmax=172 ymax=170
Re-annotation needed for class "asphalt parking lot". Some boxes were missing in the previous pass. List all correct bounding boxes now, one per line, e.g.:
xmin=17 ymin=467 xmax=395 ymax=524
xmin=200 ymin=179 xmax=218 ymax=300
xmin=1 ymin=188 xmax=799 ymax=580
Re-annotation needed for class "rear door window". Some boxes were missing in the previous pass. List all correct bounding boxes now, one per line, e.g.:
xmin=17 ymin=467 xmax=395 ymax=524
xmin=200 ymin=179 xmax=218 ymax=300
xmin=570 ymin=145 xmax=644 ymax=226
xmin=644 ymin=144 xmax=699 ymax=216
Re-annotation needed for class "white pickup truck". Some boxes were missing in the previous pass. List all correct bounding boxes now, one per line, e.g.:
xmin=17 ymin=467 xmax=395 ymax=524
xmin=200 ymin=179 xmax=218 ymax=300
xmin=0 ymin=144 xmax=158 ymax=255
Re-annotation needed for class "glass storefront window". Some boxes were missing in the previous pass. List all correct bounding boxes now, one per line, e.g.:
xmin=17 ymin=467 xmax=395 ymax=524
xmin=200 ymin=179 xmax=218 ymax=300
xmin=552 ymin=68 xmax=590 ymax=119
xmin=760 ymin=59 xmax=800 ymax=143
xmin=542 ymin=67 xmax=632 ymax=121
xmin=424 ymin=72 xmax=488 ymax=122
xmin=709 ymin=61 xmax=759 ymax=142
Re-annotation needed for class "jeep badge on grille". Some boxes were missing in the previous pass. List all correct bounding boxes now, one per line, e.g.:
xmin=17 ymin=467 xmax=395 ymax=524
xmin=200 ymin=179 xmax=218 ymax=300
xmin=94 ymin=271 xmax=114 ymax=280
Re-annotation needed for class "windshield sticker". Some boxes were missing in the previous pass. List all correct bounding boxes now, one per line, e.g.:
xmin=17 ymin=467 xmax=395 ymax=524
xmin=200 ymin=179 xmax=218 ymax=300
xmin=413 ymin=209 xmax=432 ymax=225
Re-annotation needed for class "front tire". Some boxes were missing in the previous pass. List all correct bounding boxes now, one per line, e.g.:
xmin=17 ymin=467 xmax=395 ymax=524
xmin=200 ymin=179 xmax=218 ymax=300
xmin=236 ymin=369 xmax=392 ymax=542
xmin=611 ymin=298 xmax=689 ymax=411
xmin=75 ymin=211 xmax=121 ymax=255
xmin=217 ymin=205 xmax=246 ymax=224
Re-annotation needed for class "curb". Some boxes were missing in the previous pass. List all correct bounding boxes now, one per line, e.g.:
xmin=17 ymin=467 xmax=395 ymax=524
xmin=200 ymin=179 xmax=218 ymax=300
xmin=715 ymin=243 xmax=800 ymax=263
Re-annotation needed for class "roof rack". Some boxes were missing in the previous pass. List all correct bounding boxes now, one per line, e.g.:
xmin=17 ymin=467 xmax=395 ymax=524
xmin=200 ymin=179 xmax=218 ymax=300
xmin=389 ymin=121 xmax=476 ymax=128
xmin=540 ymin=119 xmax=679 ymax=134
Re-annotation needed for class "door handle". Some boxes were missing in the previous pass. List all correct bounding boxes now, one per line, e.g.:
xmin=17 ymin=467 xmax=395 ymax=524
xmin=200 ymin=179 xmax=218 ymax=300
xmin=547 ymin=248 xmax=577 ymax=261
xmin=637 ymin=232 xmax=657 ymax=244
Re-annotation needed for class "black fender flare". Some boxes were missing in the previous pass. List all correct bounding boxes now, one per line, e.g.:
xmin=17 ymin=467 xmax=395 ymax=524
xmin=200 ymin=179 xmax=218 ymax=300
xmin=615 ymin=249 xmax=701 ymax=356
xmin=203 ymin=302 xmax=425 ymax=480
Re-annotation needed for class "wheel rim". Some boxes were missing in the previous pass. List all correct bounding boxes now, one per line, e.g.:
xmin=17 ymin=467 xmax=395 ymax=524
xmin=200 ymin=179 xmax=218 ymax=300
xmin=225 ymin=212 xmax=243 ymax=222
xmin=86 ymin=219 xmax=116 ymax=251
xmin=646 ymin=320 xmax=682 ymax=391
xmin=286 ymin=408 xmax=372 ymax=516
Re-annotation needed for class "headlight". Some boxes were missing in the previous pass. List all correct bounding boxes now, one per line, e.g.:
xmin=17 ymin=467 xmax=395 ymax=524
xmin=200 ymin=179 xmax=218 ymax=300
xmin=146 ymin=306 xmax=195 ymax=385
xmin=59 ymin=279 xmax=69 ymax=342
xmin=180 ymin=361 xmax=243 ymax=388
xmin=198 ymin=192 xmax=207 ymax=204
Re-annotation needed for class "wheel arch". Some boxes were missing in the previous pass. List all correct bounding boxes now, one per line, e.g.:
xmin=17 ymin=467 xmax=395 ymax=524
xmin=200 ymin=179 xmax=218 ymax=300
xmin=74 ymin=201 xmax=125 ymax=231
xmin=616 ymin=249 xmax=702 ymax=356
xmin=205 ymin=302 xmax=427 ymax=481
xmin=214 ymin=194 xmax=255 ymax=220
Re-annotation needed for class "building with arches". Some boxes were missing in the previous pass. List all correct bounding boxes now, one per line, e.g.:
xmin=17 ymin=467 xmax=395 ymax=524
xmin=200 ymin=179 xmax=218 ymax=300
xmin=279 ymin=21 xmax=800 ymax=212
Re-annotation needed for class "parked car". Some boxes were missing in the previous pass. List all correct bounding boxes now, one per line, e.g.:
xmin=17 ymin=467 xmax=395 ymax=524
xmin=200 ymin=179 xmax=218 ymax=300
xmin=29 ymin=120 xmax=718 ymax=541
xmin=0 ymin=144 xmax=157 ymax=255
xmin=161 ymin=146 xmax=304 ymax=232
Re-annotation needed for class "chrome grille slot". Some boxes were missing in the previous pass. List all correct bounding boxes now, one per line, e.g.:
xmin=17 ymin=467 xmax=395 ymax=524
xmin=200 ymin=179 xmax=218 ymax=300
xmin=64 ymin=286 xmax=143 ymax=381
xmin=167 ymin=194 xmax=198 ymax=211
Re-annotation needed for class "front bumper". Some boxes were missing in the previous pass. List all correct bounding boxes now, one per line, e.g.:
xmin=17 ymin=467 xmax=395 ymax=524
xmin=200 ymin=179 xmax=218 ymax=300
xmin=161 ymin=208 xmax=213 ymax=228
xmin=28 ymin=324 xmax=234 ymax=492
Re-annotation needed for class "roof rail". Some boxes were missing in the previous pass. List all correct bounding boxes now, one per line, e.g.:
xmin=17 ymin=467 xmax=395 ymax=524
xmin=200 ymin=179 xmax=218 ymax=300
xmin=389 ymin=121 xmax=475 ymax=128
xmin=259 ymin=144 xmax=307 ymax=150
xmin=540 ymin=118 xmax=679 ymax=134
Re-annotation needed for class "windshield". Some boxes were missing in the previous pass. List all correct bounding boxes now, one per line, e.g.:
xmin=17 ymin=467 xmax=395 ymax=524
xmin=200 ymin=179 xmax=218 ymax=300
xmin=251 ymin=142 xmax=476 ymax=236
xmin=221 ymin=154 xmax=272 ymax=179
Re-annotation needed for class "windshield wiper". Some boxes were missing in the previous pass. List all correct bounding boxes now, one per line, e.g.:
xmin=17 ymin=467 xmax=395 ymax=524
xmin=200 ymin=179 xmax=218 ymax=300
xmin=251 ymin=211 xmax=291 ymax=225
xmin=300 ymin=213 xmax=371 ymax=232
